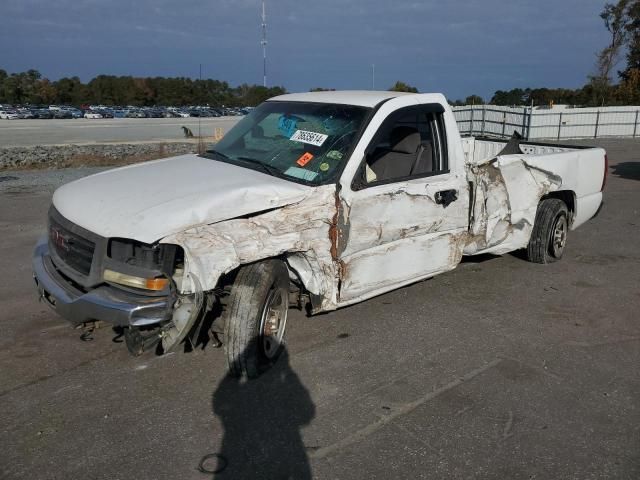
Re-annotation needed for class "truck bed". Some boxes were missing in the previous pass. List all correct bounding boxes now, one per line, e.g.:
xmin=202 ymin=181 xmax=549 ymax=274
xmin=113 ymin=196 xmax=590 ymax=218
xmin=461 ymin=136 xmax=593 ymax=165
xmin=461 ymin=136 xmax=606 ymax=233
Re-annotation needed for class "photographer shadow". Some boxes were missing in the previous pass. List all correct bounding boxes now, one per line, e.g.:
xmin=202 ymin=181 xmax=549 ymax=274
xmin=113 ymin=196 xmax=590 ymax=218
xmin=209 ymin=344 xmax=315 ymax=479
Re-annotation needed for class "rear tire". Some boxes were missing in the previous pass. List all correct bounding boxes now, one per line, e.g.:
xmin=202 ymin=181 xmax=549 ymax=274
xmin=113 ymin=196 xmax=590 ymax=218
xmin=526 ymin=198 xmax=569 ymax=264
xmin=223 ymin=260 xmax=290 ymax=378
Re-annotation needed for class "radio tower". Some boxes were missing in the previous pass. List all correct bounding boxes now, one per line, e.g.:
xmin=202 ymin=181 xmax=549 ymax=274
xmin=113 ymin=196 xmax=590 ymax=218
xmin=261 ymin=0 xmax=267 ymax=87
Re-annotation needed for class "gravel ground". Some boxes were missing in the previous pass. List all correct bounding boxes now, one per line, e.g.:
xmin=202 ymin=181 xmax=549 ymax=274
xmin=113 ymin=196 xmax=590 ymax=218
xmin=0 ymin=167 xmax=110 ymax=194
xmin=0 ymin=141 xmax=200 ymax=170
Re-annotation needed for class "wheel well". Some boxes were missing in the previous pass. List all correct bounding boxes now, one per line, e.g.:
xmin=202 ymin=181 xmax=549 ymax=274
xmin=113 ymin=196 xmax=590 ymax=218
xmin=214 ymin=256 xmax=292 ymax=288
xmin=219 ymin=254 xmax=326 ymax=314
xmin=541 ymin=190 xmax=575 ymax=225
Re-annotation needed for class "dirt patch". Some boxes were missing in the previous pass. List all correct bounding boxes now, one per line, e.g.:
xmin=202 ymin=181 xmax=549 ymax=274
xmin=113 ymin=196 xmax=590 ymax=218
xmin=0 ymin=141 xmax=206 ymax=171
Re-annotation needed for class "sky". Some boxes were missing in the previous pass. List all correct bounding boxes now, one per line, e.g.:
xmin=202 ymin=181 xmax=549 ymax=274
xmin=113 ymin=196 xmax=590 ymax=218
xmin=0 ymin=0 xmax=612 ymax=101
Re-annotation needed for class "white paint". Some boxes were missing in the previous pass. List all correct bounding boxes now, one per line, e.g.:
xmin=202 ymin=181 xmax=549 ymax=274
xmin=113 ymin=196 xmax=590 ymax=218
xmin=340 ymin=233 xmax=462 ymax=303
xmin=52 ymin=154 xmax=312 ymax=243
xmin=270 ymin=90 xmax=413 ymax=108
xmin=162 ymin=185 xmax=339 ymax=308
xmin=337 ymin=174 xmax=469 ymax=303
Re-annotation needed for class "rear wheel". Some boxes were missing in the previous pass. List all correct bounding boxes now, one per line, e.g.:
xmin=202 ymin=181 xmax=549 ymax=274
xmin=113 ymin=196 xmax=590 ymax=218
xmin=526 ymin=198 xmax=569 ymax=264
xmin=223 ymin=260 xmax=290 ymax=378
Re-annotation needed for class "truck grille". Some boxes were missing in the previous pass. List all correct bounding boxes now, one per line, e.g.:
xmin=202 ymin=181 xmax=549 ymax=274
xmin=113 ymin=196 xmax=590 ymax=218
xmin=49 ymin=216 xmax=95 ymax=276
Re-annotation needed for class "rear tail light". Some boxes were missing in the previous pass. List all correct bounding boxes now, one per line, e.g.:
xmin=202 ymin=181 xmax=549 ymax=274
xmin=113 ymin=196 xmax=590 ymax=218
xmin=601 ymin=154 xmax=608 ymax=192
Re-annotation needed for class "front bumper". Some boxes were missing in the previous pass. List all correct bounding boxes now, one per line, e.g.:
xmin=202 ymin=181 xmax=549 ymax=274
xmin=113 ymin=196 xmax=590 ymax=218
xmin=33 ymin=237 xmax=173 ymax=327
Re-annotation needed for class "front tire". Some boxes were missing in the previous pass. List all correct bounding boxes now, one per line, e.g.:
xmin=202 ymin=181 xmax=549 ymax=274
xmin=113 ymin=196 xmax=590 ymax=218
xmin=223 ymin=260 xmax=290 ymax=378
xmin=526 ymin=198 xmax=569 ymax=264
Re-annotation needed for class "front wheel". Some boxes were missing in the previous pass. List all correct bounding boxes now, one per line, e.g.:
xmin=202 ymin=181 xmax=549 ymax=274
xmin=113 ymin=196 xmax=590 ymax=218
xmin=526 ymin=198 xmax=569 ymax=264
xmin=223 ymin=260 xmax=290 ymax=378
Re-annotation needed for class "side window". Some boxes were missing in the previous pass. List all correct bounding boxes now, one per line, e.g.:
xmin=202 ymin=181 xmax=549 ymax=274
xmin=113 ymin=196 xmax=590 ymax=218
xmin=360 ymin=105 xmax=448 ymax=186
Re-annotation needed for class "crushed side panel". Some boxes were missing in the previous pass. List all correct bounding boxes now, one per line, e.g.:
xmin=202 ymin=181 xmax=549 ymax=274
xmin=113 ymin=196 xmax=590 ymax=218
xmin=464 ymin=156 xmax=562 ymax=256
xmin=161 ymin=185 xmax=341 ymax=311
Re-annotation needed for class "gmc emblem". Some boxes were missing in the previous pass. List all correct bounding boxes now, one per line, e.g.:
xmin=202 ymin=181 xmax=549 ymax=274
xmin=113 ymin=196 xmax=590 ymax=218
xmin=50 ymin=227 xmax=70 ymax=252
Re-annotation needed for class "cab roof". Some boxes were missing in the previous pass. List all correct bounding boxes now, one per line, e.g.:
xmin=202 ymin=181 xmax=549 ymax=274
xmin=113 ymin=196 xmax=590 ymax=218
xmin=268 ymin=90 xmax=416 ymax=108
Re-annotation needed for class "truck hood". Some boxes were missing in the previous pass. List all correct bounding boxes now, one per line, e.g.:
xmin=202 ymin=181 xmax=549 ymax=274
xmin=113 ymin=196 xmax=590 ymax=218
xmin=52 ymin=154 xmax=312 ymax=243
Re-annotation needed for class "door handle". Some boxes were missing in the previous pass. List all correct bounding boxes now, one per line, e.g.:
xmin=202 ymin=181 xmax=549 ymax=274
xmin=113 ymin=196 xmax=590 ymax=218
xmin=435 ymin=189 xmax=458 ymax=207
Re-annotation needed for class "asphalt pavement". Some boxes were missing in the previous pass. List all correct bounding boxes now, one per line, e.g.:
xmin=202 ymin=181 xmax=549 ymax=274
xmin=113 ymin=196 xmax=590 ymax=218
xmin=0 ymin=117 xmax=240 ymax=146
xmin=0 ymin=139 xmax=638 ymax=479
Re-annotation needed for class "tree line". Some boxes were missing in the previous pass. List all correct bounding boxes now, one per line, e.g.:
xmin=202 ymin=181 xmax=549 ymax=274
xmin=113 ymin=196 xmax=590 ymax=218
xmin=0 ymin=69 xmax=286 ymax=107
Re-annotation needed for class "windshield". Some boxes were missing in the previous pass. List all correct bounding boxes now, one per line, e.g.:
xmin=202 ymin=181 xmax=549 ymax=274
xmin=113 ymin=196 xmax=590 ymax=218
xmin=203 ymin=101 xmax=370 ymax=185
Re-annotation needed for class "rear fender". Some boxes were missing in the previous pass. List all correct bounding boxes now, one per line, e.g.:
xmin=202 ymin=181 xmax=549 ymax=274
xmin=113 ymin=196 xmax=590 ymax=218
xmin=465 ymin=156 xmax=562 ymax=255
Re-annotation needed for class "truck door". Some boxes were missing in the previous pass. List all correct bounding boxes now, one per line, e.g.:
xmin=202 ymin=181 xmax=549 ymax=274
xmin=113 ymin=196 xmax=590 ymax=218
xmin=336 ymin=102 xmax=469 ymax=304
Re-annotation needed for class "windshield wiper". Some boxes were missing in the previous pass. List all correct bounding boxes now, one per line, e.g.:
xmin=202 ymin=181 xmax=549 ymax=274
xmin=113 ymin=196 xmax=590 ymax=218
xmin=204 ymin=149 xmax=231 ymax=161
xmin=236 ymin=156 xmax=283 ymax=178
xmin=205 ymin=151 xmax=284 ymax=179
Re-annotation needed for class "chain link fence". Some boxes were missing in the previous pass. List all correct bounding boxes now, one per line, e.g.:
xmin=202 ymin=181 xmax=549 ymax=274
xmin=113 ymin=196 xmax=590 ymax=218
xmin=453 ymin=105 xmax=640 ymax=140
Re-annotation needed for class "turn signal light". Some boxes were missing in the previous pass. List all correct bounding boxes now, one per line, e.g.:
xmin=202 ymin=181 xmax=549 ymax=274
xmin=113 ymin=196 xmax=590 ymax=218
xmin=104 ymin=269 xmax=169 ymax=291
xmin=145 ymin=278 xmax=169 ymax=290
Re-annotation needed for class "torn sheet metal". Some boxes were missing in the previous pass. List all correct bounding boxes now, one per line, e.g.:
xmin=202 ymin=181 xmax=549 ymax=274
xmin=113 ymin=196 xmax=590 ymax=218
xmin=464 ymin=155 xmax=562 ymax=255
xmin=161 ymin=185 xmax=340 ymax=311
xmin=336 ymin=175 xmax=470 ymax=304
xmin=339 ymin=231 xmax=466 ymax=305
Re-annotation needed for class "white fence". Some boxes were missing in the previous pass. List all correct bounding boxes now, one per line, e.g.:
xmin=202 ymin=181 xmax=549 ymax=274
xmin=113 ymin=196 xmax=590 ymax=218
xmin=453 ymin=105 xmax=640 ymax=140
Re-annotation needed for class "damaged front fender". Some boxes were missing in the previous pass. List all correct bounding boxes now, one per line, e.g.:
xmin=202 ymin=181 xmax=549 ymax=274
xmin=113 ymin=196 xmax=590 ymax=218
xmin=160 ymin=185 xmax=341 ymax=312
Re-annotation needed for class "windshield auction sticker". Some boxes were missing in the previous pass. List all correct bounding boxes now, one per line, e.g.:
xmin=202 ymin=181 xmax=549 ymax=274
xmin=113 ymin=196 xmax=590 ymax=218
xmin=289 ymin=130 xmax=329 ymax=147
xmin=296 ymin=152 xmax=314 ymax=167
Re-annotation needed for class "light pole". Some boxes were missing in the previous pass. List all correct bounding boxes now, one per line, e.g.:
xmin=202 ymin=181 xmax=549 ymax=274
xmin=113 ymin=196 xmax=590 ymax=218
xmin=261 ymin=1 xmax=267 ymax=87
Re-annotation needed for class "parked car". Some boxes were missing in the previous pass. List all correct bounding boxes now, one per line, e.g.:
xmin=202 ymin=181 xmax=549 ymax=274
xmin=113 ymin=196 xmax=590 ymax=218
xmin=0 ymin=109 xmax=19 ymax=119
xmin=32 ymin=91 xmax=606 ymax=377
xmin=83 ymin=111 xmax=103 ymax=119
xmin=53 ymin=110 xmax=73 ymax=119
xmin=34 ymin=109 xmax=54 ymax=119
xmin=145 ymin=108 xmax=164 ymax=118
xmin=68 ymin=108 xmax=84 ymax=119
xmin=17 ymin=109 xmax=36 ymax=119
xmin=126 ymin=110 xmax=146 ymax=118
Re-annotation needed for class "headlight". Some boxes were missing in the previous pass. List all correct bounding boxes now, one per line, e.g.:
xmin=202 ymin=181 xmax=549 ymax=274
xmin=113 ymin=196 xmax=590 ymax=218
xmin=105 ymin=239 xmax=183 ymax=292
xmin=103 ymin=269 xmax=169 ymax=291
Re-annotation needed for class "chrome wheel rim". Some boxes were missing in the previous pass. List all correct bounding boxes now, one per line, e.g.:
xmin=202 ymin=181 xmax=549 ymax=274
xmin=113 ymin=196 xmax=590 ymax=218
xmin=259 ymin=285 xmax=288 ymax=359
xmin=551 ymin=215 xmax=567 ymax=257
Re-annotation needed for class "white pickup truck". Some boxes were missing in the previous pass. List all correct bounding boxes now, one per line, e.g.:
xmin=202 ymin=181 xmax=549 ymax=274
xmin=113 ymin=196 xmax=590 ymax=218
xmin=33 ymin=91 xmax=606 ymax=377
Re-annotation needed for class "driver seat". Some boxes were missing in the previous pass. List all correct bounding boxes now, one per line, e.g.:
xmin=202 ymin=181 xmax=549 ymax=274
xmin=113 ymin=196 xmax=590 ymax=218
xmin=368 ymin=126 xmax=422 ymax=181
